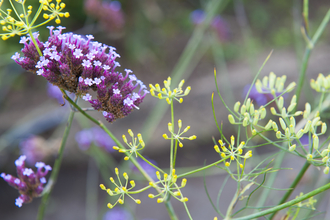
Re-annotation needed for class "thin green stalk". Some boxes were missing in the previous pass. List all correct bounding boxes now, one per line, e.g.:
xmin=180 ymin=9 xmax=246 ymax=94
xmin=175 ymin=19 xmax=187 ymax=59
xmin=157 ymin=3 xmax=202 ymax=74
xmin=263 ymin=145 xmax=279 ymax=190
xmin=253 ymin=151 xmax=286 ymax=218
xmin=165 ymin=202 xmax=179 ymax=220
xmin=224 ymin=188 xmax=240 ymax=220
xmin=86 ymin=158 xmax=98 ymax=220
xmin=183 ymin=201 xmax=193 ymax=220
xmin=170 ymin=100 xmax=175 ymax=171
xmin=231 ymin=179 xmax=330 ymax=220
xmin=269 ymin=161 xmax=310 ymax=220
xmin=28 ymin=29 xmax=42 ymax=56
xmin=37 ymin=108 xmax=75 ymax=220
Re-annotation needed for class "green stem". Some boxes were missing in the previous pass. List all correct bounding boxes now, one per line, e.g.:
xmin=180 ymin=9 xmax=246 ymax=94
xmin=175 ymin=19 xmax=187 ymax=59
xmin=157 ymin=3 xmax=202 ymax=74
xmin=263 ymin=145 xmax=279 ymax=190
xmin=28 ymin=29 xmax=42 ymax=57
xmin=231 ymin=179 xmax=330 ymax=220
xmin=269 ymin=161 xmax=310 ymax=220
xmin=164 ymin=202 xmax=179 ymax=220
xmin=170 ymin=100 xmax=175 ymax=171
xmin=294 ymin=47 xmax=311 ymax=112
xmin=37 ymin=109 xmax=75 ymax=220
xmin=253 ymin=151 xmax=286 ymax=217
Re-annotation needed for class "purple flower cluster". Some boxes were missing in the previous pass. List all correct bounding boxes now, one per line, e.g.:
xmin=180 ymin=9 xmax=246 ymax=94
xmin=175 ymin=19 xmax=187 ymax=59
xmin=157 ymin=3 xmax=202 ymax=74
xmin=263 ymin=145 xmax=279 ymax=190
xmin=1 ymin=155 xmax=52 ymax=207
xmin=12 ymin=27 xmax=148 ymax=123
xmin=84 ymin=0 xmax=125 ymax=32
xmin=75 ymin=127 xmax=115 ymax=152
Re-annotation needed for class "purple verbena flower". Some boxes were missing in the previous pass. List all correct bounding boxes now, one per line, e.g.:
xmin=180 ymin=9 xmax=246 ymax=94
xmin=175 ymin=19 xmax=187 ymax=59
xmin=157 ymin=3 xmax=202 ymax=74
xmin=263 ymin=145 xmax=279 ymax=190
xmin=14 ymin=27 xmax=148 ymax=123
xmin=130 ymin=158 xmax=158 ymax=180
xmin=103 ymin=207 xmax=133 ymax=220
xmin=1 ymin=155 xmax=52 ymax=207
xmin=75 ymin=127 xmax=115 ymax=152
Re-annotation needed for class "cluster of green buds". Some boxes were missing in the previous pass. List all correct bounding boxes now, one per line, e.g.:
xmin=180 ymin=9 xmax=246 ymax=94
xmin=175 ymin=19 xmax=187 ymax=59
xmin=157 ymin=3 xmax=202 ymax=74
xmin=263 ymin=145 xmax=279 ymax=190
xmin=0 ymin=0 xmax=69 ymax=40
xmin=310 ymin=73 xmax=330 ymax=93
xmin=113 ymin=129 xmax=145 ymax=161
xmin=162 ymin=119 xmax=196 ymax=147
xmin=148 ymin=169 xmax=188 ymax=203
xmin=228 ymin=98 xmax=267 ymax=128
xmin=99 ymin=168 xmax=140 ymax=209
xmin=214 ymin=136 xmax=252 ymax=168
xmin=284 ymin=192 xmax=317 ymax=218
xmin=149 ymin=77 xmax=191 ymax=104
xmin=255 ymin=72 xmax=296 ymax=95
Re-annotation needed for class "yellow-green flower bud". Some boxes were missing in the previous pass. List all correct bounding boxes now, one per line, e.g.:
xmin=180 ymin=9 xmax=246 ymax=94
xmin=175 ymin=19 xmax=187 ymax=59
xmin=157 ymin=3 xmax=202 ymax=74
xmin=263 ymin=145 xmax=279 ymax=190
xmin=287 ymin=102 xmax=296 ymax=113
xmin=123 ymin=172 xmax=128 ymax=179
xmin=269 ymin=72 xmax=276 ymax=89
xmin=322 ymin=156 xmax=328 ymax=163
xmin=270 ymin=107 xmax=277 ymax=115
xmin=272 ymin=121 xmax=278 ymax=132
xmin=321 ymin=149 xmax=329 ymax=157
xmin=252 ymin=129 xmax=257 ymax=135
xmin=249 ymin=103 xmax=255 ymax=115
xmin=228 ymin=114 xmax=235 ymax=124
xmin=168 ymin=122 xmax=172 ymax=132
xmin=278 ymin=96 xmax=284 ymax=110
xmin=246 ymin=99 xmax=251 ymax=111
xmin=303 ymin=121 xmax=312 ymax=133
xmin=313 ymin=134 xmax=319 ymax=150
xmin=178 ymin=79 xmax=185 ymax=89
xmin=279 ymin=117 xmax=286 ymax=130
xmin=163 ymin=134 xmax=169 ymax=139
xmin=181 ymin=197 xmax=189 ymax=202
xmin=184 ymin=86 xmax=191 ymax=96
xmin=262 ymin=76 xmax=269 ymax=88
xmin=130 ymin=180 xmax=136 ymax=187
xmin=178 ymin=119 xmax=182 ymax=128
xmin=276 ymin=131 xmax=282 ymax=139
xmin=324 ymin=167 xmax=329 ymax=175
xmin=188 ymin=135 xmax=196 ymax=140
xmin=285 ymin=128 xmax=291 ymax=139
xmin=107 ymin=203 xmax=114 ymax=209
xmin=240 ymin=104 xmax=246 ymax=115
xmin=181 ymin=178 xmax=187 ymax=187
xmin=157 ymin=198 xmax=164 ymax=203
xmin=122 ymin=135 xmax=127 ymax=143
xmin=148 ymin=194 xmax=155 ymax=198
xmin=259 ymin=107 xmax=266 ymax=119
xmin=115 ymin=167 xmax=119 ymax=175
xmin=253 ymin=110 xmax=259 ymax=125
xmin=286 ymin=82 xmax=296 ymax=92
xmin=230 ymin=135 xmax=235 ymax=146
xmin=100 ymin=184 xmax=106 ymax=190
xmin=243 ymin=117 xmax=249 ymax=127
xmin=128 ymin=129 xmax=134 ymax=137
xmin=306 ymin=154 xmax=313 ymax=160
xmin=106 ymin=189 xmax=114 ymax=196
xmin=312 ymin=117 xmax=320 ymax=128
xmin=234 ymin=101 xmax=241 ymax=112
xmin=214 ymin=145 xmax=220 ymax=153
xmin=183 ymin=126 xmax=190 ymax=133
xmin=244 ymin=150 xmax=252 ymax=159
xmin=265 ymin=120 xmax=273 ymax=130
xmin=255 ymin=80 xmax=263 ymax=93
xmin=289 ymin=144 xmax=296 ymax=152
xmin=321 ymin=123 xmax=327 ymax=134
xmin=289 ymin=124 xmax=295 ymax=134
xmin=294 ymin=111 xmax=303 ymax=116
xmin=304 ymin=103 xmax=311 ymax=119
xmin=156 ymin=171 xmax=161 ymax=180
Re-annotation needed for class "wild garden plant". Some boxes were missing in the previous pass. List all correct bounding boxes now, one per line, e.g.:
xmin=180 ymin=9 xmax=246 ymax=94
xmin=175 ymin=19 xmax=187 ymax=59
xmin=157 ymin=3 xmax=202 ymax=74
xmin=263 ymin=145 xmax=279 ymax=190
xmin=1 ymin=0 xmax=330 ymax=220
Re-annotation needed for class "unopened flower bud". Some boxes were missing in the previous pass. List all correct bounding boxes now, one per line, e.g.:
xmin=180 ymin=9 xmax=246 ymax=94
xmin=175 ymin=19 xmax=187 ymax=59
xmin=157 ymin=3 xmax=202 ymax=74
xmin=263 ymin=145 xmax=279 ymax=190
xmin=228 ymin=114 xmax=235 ymax=124
xmin=234 ymin=101 xmax=241 ymax=113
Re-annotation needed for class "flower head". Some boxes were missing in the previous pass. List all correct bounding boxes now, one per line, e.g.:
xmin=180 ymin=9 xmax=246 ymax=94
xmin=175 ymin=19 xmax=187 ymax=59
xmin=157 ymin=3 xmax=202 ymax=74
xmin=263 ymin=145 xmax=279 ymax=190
xmin=1 ymin=155 xmax=52 ymax=207
xmin=13 ymin=27 xmax=148 ymax=122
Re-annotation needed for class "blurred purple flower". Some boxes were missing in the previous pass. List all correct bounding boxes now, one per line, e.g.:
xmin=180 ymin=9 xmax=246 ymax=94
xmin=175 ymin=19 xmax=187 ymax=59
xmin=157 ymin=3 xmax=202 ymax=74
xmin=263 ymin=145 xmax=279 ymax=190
xmin=1 ymin=155 xmax=52 ymax=207
xmin=130 ymin=157 xmax=158 ymax=180
xmin=190 ymin=10 xmax=230 ymax=42
xmin=19 ymin=136 xmax=58 ymax=166
xmin=84 ymin=0 xmax=125 ymax=32
xmin=75 ymin=127 xmax=115 ymax=152
xmin=47 ymin=82 xmax=74 ymax=104
xmin=190 ymin=9 xmax=205 ymax=25
xmin=243 ymin=84 xmax=285 ymax=107
xmin=103 ymin=207 xmax=133 ymax=220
